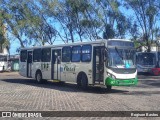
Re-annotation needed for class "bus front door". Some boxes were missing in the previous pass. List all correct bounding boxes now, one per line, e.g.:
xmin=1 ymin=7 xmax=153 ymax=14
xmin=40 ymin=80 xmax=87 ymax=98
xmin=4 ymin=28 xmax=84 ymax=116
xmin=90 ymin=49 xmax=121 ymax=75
xmin=27 ymin=51 xmax=32 ymax=77
xmin=93 ymin=46 xmax=104 ymax=84
xmin=51 ymin=49 xmax=61 ymax=80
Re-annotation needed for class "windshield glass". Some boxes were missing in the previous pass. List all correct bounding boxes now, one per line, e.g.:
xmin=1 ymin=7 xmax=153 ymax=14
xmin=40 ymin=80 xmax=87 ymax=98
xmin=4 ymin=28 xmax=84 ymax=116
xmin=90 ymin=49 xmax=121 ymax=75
xmin=136 ymin=53 xmax=156 ymax=66
xmin=106 ymin=48 xmax=136 ymax=68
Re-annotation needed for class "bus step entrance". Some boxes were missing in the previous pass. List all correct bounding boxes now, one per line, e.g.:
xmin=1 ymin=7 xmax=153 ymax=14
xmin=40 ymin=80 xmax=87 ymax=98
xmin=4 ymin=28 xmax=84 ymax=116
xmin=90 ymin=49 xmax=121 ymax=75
xmin=94 ymin=46 xmax=104 ymax=84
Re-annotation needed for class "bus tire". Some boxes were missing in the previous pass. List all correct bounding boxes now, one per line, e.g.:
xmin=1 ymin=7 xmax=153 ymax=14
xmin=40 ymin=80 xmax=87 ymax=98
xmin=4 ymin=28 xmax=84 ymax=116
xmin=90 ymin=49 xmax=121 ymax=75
xmin=80 ymin=73 xmax=88 ymax=90
xmin=106 ymin=85 xmax=112 ymax=91
xmin=36 ymin=71 xmax=44 ymax=84
xmin=77 ymin=75 xmax=82 ymax=87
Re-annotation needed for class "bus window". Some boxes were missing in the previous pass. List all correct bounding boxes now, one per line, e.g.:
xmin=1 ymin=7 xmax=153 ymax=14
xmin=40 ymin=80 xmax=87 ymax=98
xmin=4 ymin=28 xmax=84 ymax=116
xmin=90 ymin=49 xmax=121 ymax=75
xmin=33 ymin=49 xmax=41 ymax=62
xmin=72 ymin=46 xmax=81 ymax=62
xmin=62 ymin=47 xmax=71 ymax=62
xmin=81 ymin=45 xmax=92 ymax=62
xmin=41 ymin=48 xmax=51 ymax=62
xmin=20 ymin=50 xmax=27 ymax=62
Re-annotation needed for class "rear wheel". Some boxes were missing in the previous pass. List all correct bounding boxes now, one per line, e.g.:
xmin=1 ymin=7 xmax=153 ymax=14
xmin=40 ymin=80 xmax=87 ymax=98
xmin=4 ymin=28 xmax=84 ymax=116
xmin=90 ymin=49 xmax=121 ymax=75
xmin=36 ymin=71 xmax=44 ymax=83
xmin=77 ymin=75 xmax=81 ymax=87
xmin=80 ymin=74 xmax=88 ymax=90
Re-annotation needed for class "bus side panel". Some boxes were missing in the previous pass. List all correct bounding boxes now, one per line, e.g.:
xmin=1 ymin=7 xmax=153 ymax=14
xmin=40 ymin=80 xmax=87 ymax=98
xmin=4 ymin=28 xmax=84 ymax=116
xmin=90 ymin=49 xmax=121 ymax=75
xmin=60 ymin=62 xmax=76 ymax=83
xmin=76 ymin=63 xmax=92 ymax=84
xmin=19 ymin=61 xmax=27 ymax=77
xmin=61 ymin=62 xmax=92 ymax=84
xmin=41 ymin=62 xmax=52 ymax=80
xmin=32 ymin=62 xmax=41 ymax=79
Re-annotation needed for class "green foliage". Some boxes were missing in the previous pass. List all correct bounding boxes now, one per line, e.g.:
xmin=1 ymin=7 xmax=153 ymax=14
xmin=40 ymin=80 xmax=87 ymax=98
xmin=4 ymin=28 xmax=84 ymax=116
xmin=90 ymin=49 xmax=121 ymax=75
xmin=103 ymin=24 xmax=115 ymax=39
xmin=124 ymin=0 xmax=160 ymax=52
xmin=0 ymin=0 xmax=159 ymax=53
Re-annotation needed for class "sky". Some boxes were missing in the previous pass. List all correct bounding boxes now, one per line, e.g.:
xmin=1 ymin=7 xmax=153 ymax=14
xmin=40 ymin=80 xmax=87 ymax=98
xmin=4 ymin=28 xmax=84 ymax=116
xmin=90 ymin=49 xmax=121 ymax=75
xmin=7 ymin=2 xmax=133 ymax=55
xmin=7 ymin=1 xmax=160 ymax=55
xmin=10 ymin=41 xmax=20 ymax=55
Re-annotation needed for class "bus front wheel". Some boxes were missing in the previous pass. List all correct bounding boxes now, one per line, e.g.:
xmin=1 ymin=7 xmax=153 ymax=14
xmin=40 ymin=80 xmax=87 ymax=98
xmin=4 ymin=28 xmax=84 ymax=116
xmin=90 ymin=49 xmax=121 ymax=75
xmin=36 ymin=71 xmax=44 ymax=84
xmin=106 ymin=85 xmax=112 ymax=91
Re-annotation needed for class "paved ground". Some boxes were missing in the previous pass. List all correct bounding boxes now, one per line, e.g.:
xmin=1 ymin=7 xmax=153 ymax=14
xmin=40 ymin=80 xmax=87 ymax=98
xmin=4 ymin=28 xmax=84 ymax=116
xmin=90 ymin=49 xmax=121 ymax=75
xmin=0 ymin=72 xmax=160 ymax=119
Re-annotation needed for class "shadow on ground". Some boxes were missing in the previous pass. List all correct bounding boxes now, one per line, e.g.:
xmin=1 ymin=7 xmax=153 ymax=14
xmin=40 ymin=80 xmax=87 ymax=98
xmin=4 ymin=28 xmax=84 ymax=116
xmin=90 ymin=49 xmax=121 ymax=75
xmin=119 ymin=90 xmax=160 ymax=96
xmin=1 ymin=78 xmax=129 ymax=94
xmin=139 ymin=80 xmax=160 ymax=87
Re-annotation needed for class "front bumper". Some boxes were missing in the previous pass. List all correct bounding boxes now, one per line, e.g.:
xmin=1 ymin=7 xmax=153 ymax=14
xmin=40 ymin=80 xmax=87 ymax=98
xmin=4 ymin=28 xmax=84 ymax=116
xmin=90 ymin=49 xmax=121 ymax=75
xmin=105 ymin=77 xmax=138 ymax=86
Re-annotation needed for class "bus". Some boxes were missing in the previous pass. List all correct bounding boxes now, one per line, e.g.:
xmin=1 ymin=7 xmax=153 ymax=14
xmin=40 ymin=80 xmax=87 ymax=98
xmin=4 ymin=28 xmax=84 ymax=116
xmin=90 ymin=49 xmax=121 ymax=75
xmin=0 ymin=53 xmax=8 ymax=72
xmin=19 ymin=39 xmax=138 ymax=90
xmin=136 ymin=52 xmax=160 ymax=75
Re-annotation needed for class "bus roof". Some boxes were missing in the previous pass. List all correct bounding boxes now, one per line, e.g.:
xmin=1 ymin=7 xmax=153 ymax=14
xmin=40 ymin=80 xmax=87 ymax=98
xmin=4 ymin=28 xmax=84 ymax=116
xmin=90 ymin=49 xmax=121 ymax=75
xmin=108 ymin=39 xmax=131 ymax=41
xmin=20 ymin=39 xmax=132 ymax=50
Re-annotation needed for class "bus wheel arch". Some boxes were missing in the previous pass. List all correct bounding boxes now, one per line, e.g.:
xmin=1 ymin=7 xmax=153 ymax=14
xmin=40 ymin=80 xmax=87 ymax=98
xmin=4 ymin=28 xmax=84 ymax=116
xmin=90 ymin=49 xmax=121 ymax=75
xmin=77 ymin=72 xmax=88 ymax=89
xmin=35 ymin=70 xmax=44 ymax=83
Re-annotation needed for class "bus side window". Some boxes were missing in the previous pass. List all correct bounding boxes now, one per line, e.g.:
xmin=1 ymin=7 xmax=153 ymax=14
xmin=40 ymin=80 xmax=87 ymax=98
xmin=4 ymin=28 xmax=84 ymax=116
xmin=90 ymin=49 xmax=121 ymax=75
xmin=72 ymin=46 xmax=81 ymax=62
xmin=62 ymin=47 xmax=71 ymax=62
xmin=33 ymin=49 xmax=41 ymax=62
xmin=20 ymin=50 xmax=27 ymax=62
xmin=81 ymin=45 xmax=92 ymax=62
xmin=41 ymin=48 xmax=51 ymax=62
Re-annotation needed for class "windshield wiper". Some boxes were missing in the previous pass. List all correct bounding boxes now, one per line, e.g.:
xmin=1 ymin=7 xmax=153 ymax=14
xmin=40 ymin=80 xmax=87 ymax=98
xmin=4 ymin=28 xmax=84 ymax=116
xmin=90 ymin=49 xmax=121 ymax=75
xmin=115 ymin=47 xmax=123 ymax=60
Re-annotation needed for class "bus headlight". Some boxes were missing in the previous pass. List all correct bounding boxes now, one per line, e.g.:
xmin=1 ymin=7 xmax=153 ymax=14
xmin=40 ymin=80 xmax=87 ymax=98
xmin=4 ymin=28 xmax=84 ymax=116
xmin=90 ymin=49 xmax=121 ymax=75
xmin=107 ymin=72 xmax=116 ymax=80
xmin=111 ymin=74 xmax=116 ymax=79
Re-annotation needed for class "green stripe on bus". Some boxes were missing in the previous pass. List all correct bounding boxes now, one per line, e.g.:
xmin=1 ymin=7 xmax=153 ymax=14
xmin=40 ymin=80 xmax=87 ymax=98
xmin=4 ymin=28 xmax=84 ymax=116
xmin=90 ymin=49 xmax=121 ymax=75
xmin=105 ymin=77 xmax=138 ymax=86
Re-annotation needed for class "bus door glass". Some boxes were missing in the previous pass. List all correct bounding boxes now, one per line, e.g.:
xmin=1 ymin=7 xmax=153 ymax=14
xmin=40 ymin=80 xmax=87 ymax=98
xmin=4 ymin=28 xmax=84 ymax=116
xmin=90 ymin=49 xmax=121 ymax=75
xmin=27 ymin=51 xmax=32 ymax=77
xmin=41 ymin=48 xmax=51 ymax=79
xmin=52 ymin=49 xmax=61 ymax=80
xmin=93 ymin=46 xmax=104 ymax=83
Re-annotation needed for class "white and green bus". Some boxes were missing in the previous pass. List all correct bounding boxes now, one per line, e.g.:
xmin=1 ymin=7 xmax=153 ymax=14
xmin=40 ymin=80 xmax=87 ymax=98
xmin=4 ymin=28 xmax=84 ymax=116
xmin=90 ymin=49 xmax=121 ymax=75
xmin=19 ymin=39 xmax=138 ymax=90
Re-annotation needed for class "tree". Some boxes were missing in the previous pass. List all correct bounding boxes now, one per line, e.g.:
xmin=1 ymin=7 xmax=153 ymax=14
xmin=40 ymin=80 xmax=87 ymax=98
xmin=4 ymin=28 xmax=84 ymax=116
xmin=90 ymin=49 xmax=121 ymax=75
xmin=124 ymin=0 xmax=160 ymax=52
xmin=1 ymin=0 xmax=57 ymax=47
xmin=0 ymin=20 xmax=10 ymax=54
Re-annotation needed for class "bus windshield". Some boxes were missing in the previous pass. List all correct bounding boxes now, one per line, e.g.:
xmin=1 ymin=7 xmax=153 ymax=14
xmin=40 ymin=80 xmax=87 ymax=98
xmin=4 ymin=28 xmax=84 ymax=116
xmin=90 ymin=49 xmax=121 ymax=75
xmin=136 ymin=53 xmax=156 ymax=66
xmin=107 ymin=48 xmax=136 ymax=68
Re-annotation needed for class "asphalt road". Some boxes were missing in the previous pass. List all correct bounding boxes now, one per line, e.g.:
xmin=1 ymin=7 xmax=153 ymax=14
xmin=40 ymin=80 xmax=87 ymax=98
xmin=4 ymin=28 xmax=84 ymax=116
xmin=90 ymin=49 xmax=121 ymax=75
xmin=0 ymin=72 xmax=160 ymax=119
